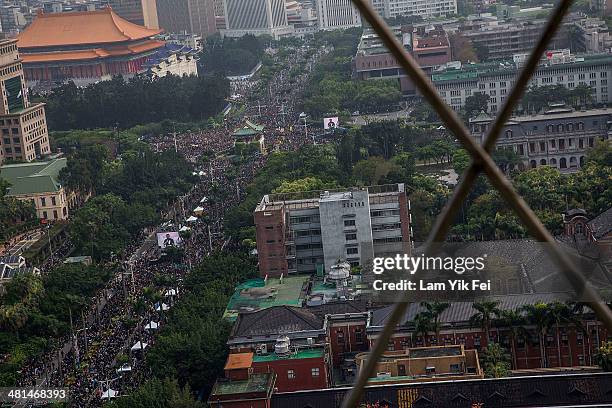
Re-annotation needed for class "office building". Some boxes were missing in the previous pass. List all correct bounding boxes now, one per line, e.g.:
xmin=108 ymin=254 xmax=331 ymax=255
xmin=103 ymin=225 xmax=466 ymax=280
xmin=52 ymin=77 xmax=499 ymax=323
xmin=156 ymin=0 xmax=217 ymax=37
xmin=354 ymin=26 xmax=452 ymax=94
xmin=0 ymin=39 xmax=50 ymax=165
xmin=469 ymin=107 xmax=611 ymax=173
xmin=107 ymin=0 xmax=159 ymax=28
xmin=370 ymin=0 xmax=457 ymax=20
xmin=254 ymin=184 xmax=411 ymax=277
xmin=221 ymin=0 xmax=292 ymax=39
xmin=433 ymin=51 xmax=612 ymax=113
xmin=316 ymin=0 xmax=361 ymax=30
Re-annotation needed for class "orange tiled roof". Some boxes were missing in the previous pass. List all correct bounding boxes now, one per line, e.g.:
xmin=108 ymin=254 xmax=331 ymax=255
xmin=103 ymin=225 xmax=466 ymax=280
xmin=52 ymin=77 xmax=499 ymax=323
xmin=224 ymin=352 xmax=254 ymax=370
xmin=17 ymin=7 xmax=163 ymax=49
xmin=21 ymin=40 xmax=165 ymax=63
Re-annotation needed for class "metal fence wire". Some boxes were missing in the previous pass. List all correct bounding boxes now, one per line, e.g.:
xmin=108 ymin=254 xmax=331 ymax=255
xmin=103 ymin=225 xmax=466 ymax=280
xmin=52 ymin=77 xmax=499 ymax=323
xmin=342 ymin=0 xmax=612 ymax=406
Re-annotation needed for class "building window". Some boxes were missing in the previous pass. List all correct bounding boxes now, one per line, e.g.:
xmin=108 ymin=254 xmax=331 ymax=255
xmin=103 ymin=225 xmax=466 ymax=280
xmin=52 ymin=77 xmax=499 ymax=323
xmin=287 ymin=369 xmax=295 ymax=379
xmin=42 ymin=211 xmax=48 ymax=219
xmin=345 ymin=233 xmax=357 ymax=241
xmin=311 ymin=368 xmax=320 ymax=377
xmin=505 ymin=130 xmax=512 ymax=138
xmin=344 ymin=219 xmax=356 ymax=227
xmin=41 ymin=197 xmax=46 ymax=207
xmin=51 ymin=196 xmax=56 ymax=206
xmin=337 ymin=331 xmax=345 ymax=344
xmin=347 ymin=247 xmax=358 ymax=255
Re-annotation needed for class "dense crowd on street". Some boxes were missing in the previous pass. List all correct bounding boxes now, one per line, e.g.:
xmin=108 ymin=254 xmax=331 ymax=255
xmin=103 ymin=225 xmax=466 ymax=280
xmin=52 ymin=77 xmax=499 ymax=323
xmin=15 ymin=42 xmax=331 ymax=407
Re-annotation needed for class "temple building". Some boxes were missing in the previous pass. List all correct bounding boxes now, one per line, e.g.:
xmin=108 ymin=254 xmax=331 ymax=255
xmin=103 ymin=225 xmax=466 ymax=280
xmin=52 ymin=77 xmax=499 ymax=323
xmin=16 ymin=7 xmax=166 ymax=88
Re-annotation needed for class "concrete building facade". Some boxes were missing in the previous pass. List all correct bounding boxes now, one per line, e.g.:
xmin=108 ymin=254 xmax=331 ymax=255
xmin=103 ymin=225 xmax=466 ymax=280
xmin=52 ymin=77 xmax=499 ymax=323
xmin=156 ymin=0 xmax=217 ymax=37
xmin=469 ymin=107 xmax=611 ymax=173
xmin=254 ymin=184 xmax=411 ymax=277
xmin=316 ymin=0 xmax=362 ymax=30
xmin=0 ymin=39 xmax=50 ymax=165
xmin=221 ymin=0 xmax=293 ymax=39
xmin=108 ymin=0 xmax=159 ymax=28
xmin=370 ymin=0 xmax=457 ymax=20
xmin=433 ymin=52 xmax=612 ymax=113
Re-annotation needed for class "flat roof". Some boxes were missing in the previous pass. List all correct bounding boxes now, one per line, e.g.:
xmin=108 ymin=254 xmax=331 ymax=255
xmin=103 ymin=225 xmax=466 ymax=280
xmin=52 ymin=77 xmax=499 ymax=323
xmin=410 ymin=346 xmax=462 ymax=358
xmin=223 ymin=275 xmax=309 ymax=321
xmin=225 ymin=352 xmax=254 ymax=370
xmin=210 ymin=373 xmax=274 ymax=397
xmin=253 ymin=348 xmax=324 ymax=362
xmin=432 ymin=53 xmax=612 ymax=82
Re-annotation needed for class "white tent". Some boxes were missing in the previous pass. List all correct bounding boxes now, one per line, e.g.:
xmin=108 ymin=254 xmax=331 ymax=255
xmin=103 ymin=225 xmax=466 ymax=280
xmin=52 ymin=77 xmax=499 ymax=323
xmin=179 ymin=226 xmax=191 ymax=232
xmin=186 ymin=216 xmax=198 ymax=223
xmin=144 ymin=321 xmax=159 ymax=330
xmin=131 ymin=341 xmax=148 ymax=351
xmin=193 ymin=206 xmax=205 ymax=215
xmin=198 ymin=171 xmax=206 ymax=176
xmin=155 ymin=303 xmax=170 ymax=311
xmin=200 ymin=197 xmax=208 ymax=203
xmin=165 ymin=289 xmax=178 ymax=297
xmin=101 ymin=389 xmax=118 ymax=399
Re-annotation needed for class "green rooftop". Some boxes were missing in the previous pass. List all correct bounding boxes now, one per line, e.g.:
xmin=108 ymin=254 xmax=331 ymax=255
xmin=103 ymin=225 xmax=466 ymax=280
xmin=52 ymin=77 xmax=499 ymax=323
xmin=253 ymin=348 xmax=324 ymax=362
xmin=432 ymin=53 xmax=612 ymax=83
xmin=223 ymin=275 xmax=309 ymax=321
xmin=233 ymin=120 xmax=264 ymax=138
xmin=209 ymin=373 xmax=275 ymax=397
xmin=1 ymin=158 xmax=66 ymax=196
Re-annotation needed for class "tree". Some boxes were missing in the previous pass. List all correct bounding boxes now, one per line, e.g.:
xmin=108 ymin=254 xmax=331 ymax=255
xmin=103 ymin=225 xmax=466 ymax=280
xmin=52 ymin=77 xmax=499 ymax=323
xmin=419 ymin=301 xmax=450 ymax=340
xmin=495 ymin=309 xmax=526 ymax=369
xmin=470 ymin=300 xmax=500 ymax=342
xmin=464 ymin=93 xmax=490 ymax=120
xmin=480 ymin=343 xmax=511 ymax=378
xmin=521 ymin=303 xmax=550 ymax=368
xmin=452 ymin=148 xmax=471 ymax=175
xmin=273 ymin=177 xmax=337 ymax=193
xmin=449 ymin=33 xmax=478 ymax=63
xmin=492 ymin=147 xmax=521 ymax=174
xmin=596 ymin=341 xmax=612 ymax=372
xmin=352 ymin=157 xmax=400 ymax=185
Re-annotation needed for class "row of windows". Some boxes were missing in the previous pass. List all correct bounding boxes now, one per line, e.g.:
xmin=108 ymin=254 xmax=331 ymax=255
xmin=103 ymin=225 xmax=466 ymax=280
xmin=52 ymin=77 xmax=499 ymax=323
xmin=289 ymin=215 xmax=320 ymax=224
xmin=372 ymin=222 xmax=401 ymax=231
xmin=342 ymin=201 xmax=365 ymax=208
xmin=374 ymin=236 xmax=403 ymax=244
xmin=287 ymin=367 xmax=319 ymax=379
xmin=371 ymin=209 xmax=400 ymax=217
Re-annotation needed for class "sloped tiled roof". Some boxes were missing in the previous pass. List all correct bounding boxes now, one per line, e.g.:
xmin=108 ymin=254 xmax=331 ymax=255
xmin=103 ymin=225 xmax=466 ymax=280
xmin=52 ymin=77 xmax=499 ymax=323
xmin=230 ymin=306 xmax=323 ymax=338
xmin=371 ymin=292 xmax=573 ymax=327
xmin=588 ymin=207 xmax=612 ymax=239
xmin=1 ymin=158 xmax=66 ymax=196
xmin=17 ymin=7 xmax=163 ymax=49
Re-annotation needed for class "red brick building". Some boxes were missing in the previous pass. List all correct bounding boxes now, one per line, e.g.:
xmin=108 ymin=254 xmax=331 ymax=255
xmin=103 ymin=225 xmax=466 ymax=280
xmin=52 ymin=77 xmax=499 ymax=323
xmin=354 ymin=25 xmax=452 ymax=94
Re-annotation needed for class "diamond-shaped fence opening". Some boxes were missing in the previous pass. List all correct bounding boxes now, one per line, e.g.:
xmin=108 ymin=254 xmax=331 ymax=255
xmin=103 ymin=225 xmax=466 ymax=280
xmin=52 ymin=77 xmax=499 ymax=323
xmin=342 ymin=0 xmax=612 ymax=406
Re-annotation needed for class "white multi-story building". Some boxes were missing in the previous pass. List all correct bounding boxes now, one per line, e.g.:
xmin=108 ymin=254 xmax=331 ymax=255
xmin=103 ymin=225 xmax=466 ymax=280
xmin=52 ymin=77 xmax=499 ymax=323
xmin=369 ymin=0 xmax=457 ymax=19
xmin=433 ymin=51 xmax=612 ymax=113
xmin=221 ymin=0 xmax=293 ymax=38
xmin=316 ymin=0 xmax=362 ymax=30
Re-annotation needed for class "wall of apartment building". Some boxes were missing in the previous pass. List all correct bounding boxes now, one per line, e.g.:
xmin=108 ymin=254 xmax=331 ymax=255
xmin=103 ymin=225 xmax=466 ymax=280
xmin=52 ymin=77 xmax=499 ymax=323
xmin=251 ymin=355 xmax=329 ymax=391
xmin=368 ymin=322 xmax=608 ymax=369
xmin=370 ymin=193 xmax=410 ymax=258
xmin=287 ymin=207 xmax=323 ymax=274
xmin=436 ymin=61 xmax=612 ymax=113
xmin=109 ymin=0 xmax=159 ymax=28
xmin=254 ymin=206 xmax=288 ymax=277
xmin=319 ymin=190 xmax=374 ymax=272
xmin=470 ymin=112 xmax=610 ymax=172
